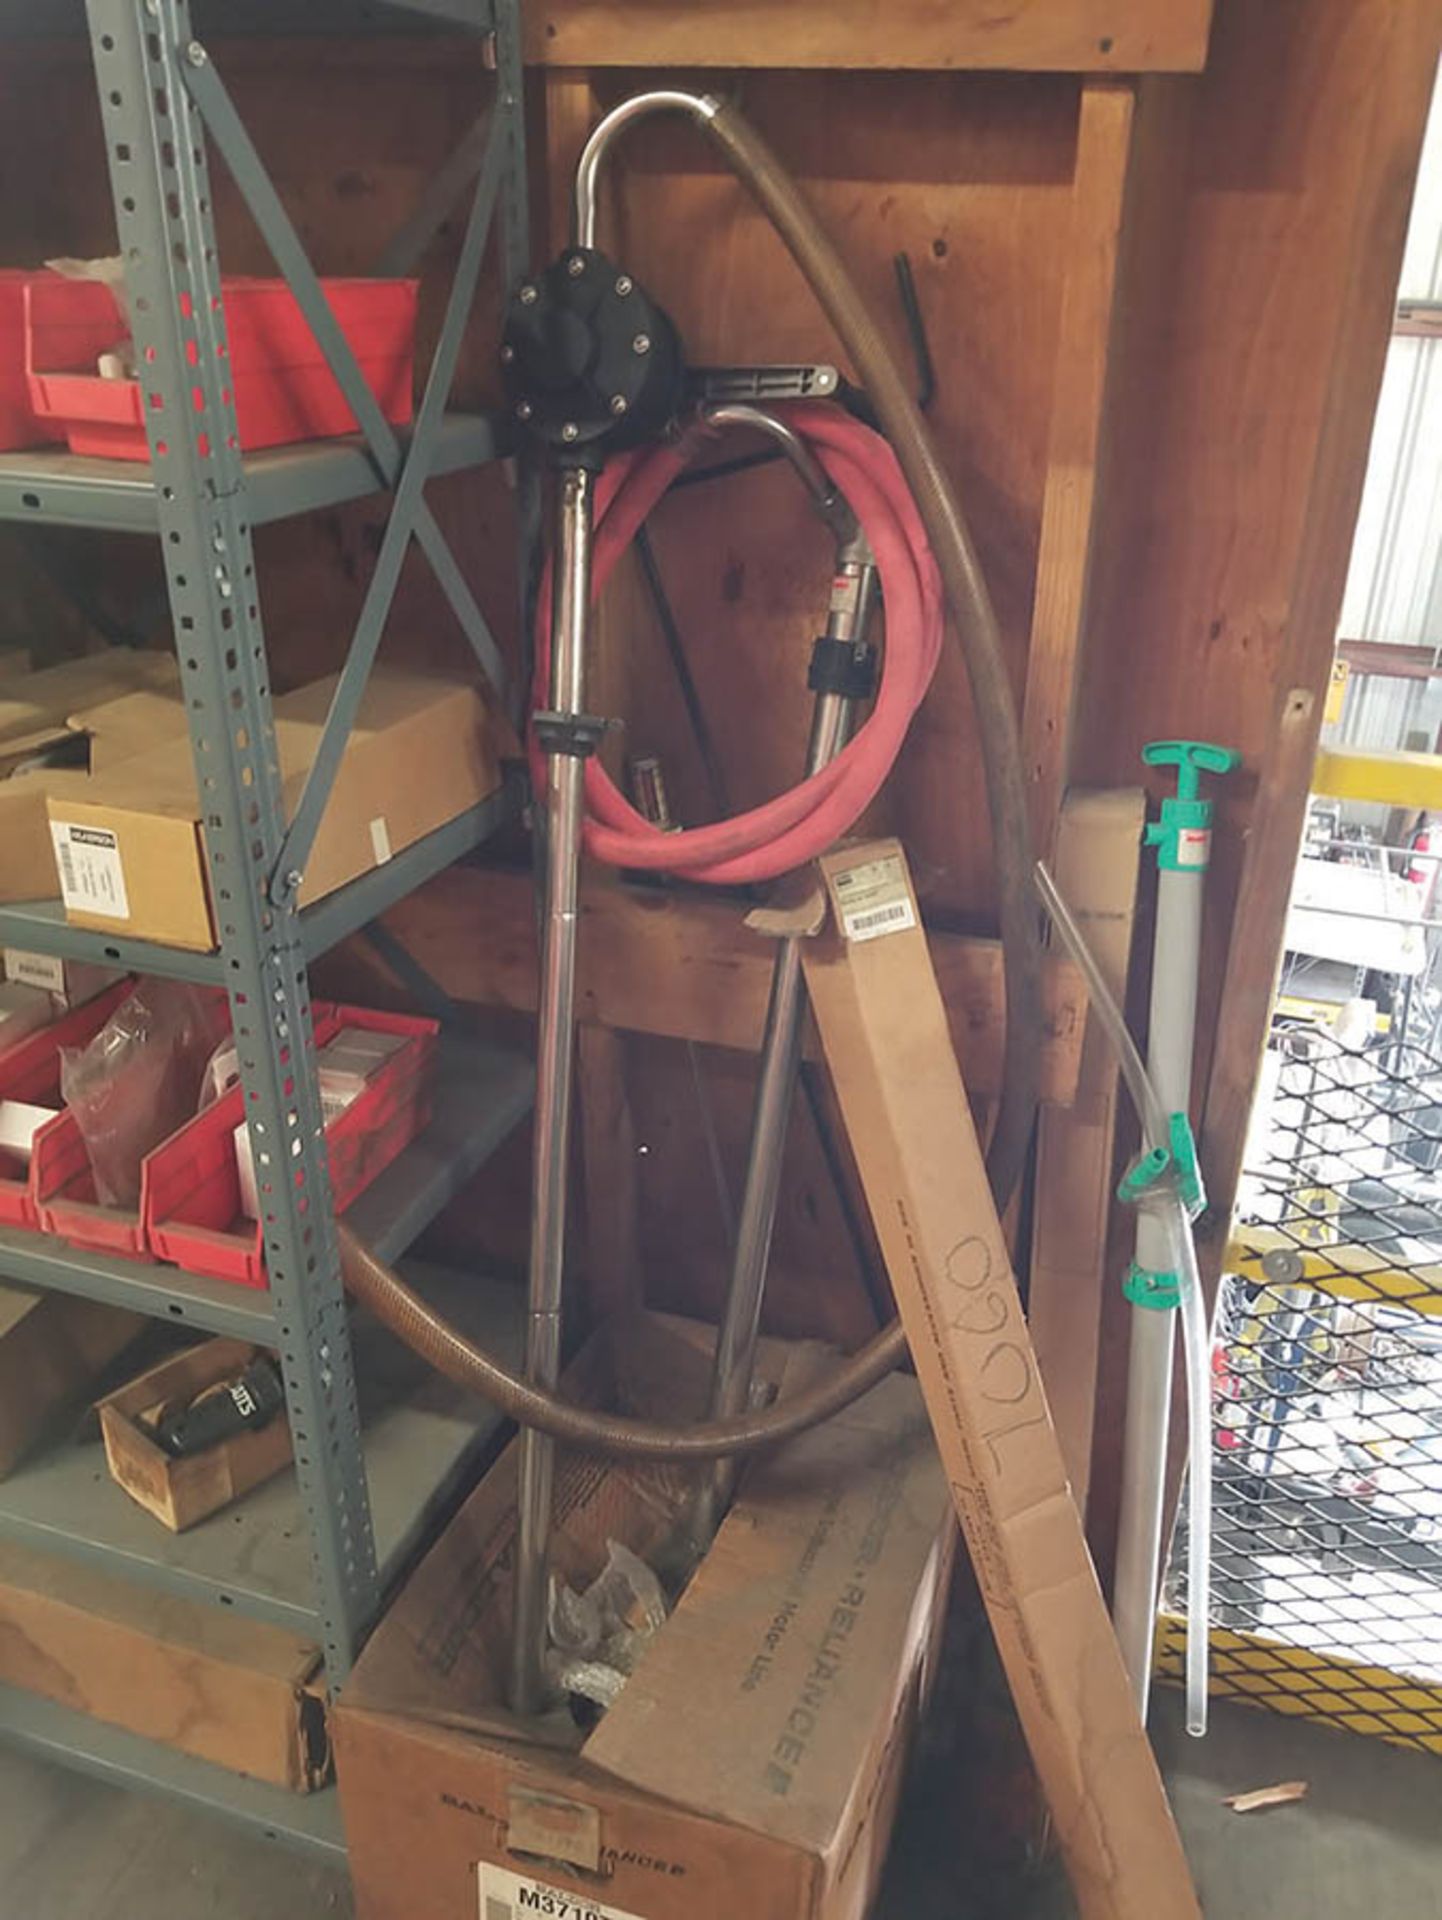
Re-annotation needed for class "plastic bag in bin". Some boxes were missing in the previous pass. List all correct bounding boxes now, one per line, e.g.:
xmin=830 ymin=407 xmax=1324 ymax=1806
xmin=60 ymin=980 xmax=230 ymax=1207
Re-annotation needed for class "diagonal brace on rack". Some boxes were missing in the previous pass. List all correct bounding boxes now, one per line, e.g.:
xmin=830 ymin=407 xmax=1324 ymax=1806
xmin=263 ymin=126 xmax=504 ymax=899
xmin=180 ymin=48 xmax=508 ymax=900
xmin=374 ymin=111 xmax=496 ymax=279
xmin=183 ymin=53 xmax=506 ymax=698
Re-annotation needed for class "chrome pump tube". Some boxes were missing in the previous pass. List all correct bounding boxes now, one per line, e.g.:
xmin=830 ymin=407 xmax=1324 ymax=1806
xmin=573 ymin=92 xmax=719 ymax=249
xmin=511 ymin=466 xmax=594 ymax=1716
xmin=691 ymin=435 xmax=878 ymax=1545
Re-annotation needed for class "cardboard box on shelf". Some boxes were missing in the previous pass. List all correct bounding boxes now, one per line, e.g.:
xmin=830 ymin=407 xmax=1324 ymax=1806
xmin=0 ymin=651 xmax=179 ymax=764
xmin=0 ymin=1540 xmax=328 ymax=1790
xmin=798 ymin=839 xmax=1200 ymax=1920
xmin=336 ymin=1313 xmax=954 ymax=1920
xmin=0 ymin=980 xmax=54 ymax=1054
xmin=97 ymin=1337 xmax=292 ymax=1532
xmin=0 ymin=1283 xmax=145 ymax=1479
xmin=48 ymin=668 xmax=517 ymax=951
xmin=0 ymin=674 xmax=187 ymax=905
xmin=3 ymin=948 xmax=124 ymax=1008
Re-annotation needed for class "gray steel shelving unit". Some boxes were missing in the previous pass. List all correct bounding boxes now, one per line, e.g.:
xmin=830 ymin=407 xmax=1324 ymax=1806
xmin=0 ymin=0 xmax=534 ymax=1856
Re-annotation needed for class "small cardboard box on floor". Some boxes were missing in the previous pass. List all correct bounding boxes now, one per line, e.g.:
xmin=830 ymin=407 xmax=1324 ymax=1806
xmin=799 ymin=839 xmax=1200 ymax=1920
xmin=47 ymin=668 xmax=516 ymax=950
xmin=336 ymin=1314 xmax=954 ymax=1920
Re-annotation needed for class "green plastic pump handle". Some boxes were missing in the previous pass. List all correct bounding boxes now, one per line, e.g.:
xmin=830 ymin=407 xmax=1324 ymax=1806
xmin=1142 ymin=739 xmax=1241 ymax=802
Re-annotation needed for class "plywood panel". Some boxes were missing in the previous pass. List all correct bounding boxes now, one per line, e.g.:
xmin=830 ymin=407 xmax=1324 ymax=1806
xmin=523 ymin=2 xmax=1215 ymax=74
xmin=361 ymin=866 xmax=1088 ymax=1101
xmin=544 ymin=66 xmax=1081 ymax=919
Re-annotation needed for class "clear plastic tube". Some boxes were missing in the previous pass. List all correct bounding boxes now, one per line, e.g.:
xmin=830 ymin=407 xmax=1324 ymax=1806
xmin=1156 ymin=1193 xmax=1212 ymax=1737
xmin=1036 ymin=862 xmax=1211 ymax=1736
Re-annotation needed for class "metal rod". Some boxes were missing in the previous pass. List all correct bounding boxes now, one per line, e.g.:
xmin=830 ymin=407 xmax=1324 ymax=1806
xmin=510 ymin=465 xmax=594 ymax=1716
xmin=691 ymin=545 xmax=878 ymax=1544
xmin=573 ymin=91 xmax=718 ymax=250
xmin=699 ymin=403 xmax=835 ymax=512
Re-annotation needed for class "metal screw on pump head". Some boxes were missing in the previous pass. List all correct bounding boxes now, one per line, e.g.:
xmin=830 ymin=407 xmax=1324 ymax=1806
xmin=186 ymin=39 xmax=208 ymax=65
xmin=561 ymin=422 xmax=580 ymax=442
xmin=499 ymin=343 xmax=515 ymax=365
xmin=609 ymin=395 xmax=628 ymax=416
xmin=518 ymin=283 xmax=538 ymax=306
xmin=567 ymin=255 xmax=586 ymax=278
xmin=632 ymin=333 xmax=652 ymax=355
xmin=515 ymin=400 xmax=532 ymax=421
xmin=615 ymin=275 xmax=633 ymax=296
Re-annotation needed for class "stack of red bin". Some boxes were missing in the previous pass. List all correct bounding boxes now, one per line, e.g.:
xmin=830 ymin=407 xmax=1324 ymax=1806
xmin=0 ymin=267 xmax=417 ymax=458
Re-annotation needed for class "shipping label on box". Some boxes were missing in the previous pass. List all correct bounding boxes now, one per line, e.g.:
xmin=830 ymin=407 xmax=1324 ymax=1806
xmin=477 ymin=1863 xmax=646 ymax=1920
xmin=49 ymin=820 xmax=130 ymax=919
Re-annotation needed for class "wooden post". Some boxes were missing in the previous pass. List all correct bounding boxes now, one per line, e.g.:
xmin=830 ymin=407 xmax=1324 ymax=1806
xmin=1028 ymin=787 xmax=1145 ymax=1511
xmin=1021 ymin=79 xmax=1137 ymax=858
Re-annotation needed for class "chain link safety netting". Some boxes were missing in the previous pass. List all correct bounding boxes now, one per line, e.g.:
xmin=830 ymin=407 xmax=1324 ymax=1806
xmin=1159 ymin=1018 xmax=1442 ymax=1751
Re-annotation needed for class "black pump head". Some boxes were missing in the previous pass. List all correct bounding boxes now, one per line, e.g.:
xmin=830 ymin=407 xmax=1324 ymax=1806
xmin=501 ymin=247 xmax=685 ymax=461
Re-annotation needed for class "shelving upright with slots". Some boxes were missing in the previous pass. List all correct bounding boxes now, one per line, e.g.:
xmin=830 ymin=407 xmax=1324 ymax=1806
xmin=0 ymin=0 xmax=535 ymax=1855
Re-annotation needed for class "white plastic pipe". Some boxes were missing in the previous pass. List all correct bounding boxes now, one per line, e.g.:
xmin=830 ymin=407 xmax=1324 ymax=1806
xmin=1035 ymin=863 xmax=1212 ymax=1735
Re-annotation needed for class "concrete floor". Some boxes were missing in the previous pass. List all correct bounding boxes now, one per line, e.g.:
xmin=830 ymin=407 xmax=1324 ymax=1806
xmin=1 ymin=1690 xmax=1438 ymax=1918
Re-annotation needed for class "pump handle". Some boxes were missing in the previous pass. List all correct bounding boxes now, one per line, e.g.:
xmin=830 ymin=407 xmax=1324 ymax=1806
xmin=1143 ymin=739 xmax=1240 ymax=801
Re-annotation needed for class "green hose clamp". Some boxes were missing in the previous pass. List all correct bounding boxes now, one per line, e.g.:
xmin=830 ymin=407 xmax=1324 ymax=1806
xmin=1124 ymin=1262 xmax=1182 ymax=1311
xmin=1117 ymin=1114 xmax=1205 ymax=1311
xmin=1142 ymin=740 xmax=1240 ymax=873
xmin=1117 ymin=1144 xmax=1171 ymax=1207
xmin=1115 ymin=1114 xmax=1205 ymax=1218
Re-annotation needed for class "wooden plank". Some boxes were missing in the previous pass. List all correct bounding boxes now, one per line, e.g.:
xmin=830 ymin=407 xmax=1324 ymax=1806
xmin=1068 ymin=0 xmax=1442 ymax=1570
xmin=521 ymin=2 xmax=1215 ymax=74
xmin=375 ymin=867 xmax=1088 ymax=1103
xmin=1021 ymin=80 xmax=1136 ymax=857
xmin=1028 ymin=786 xmax=1145 ymax=1513
xmin=1197 ymin=0 xmax=1442 ymax=1254
xmin=576 ymin=1026 xmax=644 ymax=1322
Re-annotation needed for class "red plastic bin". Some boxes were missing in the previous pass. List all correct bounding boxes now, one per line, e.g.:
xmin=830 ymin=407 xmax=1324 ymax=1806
xmin=146 ymin=1005 xmax=438 ymax=1290
xmin=34 ymin=986 xmax=232 ymax=1259
xmin=0 ymin=270 xmax=72 ymax=450
xmin=25 ymin=273 xmax=418 ymax=462
xmin=0 ymin=979 xmax=134 ymax=1230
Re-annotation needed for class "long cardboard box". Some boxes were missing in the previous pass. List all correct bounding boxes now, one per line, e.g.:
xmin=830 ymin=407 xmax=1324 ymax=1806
xmin=337 ymin=1313 xmax=953 ymax=1920
xmin=799 ymin=839 xmax=1201 ymax=1920
xmin=0 ymin=1539 xmax=328 ymax=1790
xmin=48 ymin=668 xmax=516 ymax=950
xmin=0 ymin=1282 xmax=144 ymax=1479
